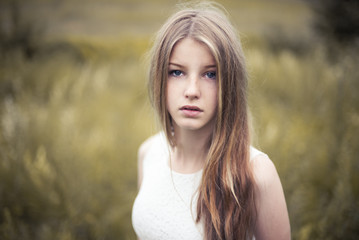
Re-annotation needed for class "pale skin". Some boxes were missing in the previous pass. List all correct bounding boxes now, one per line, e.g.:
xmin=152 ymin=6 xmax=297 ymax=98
xmin=137 ymin=38 xmax=291 ymax=239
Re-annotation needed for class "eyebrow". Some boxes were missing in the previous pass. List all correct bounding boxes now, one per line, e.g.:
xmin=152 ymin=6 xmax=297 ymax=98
xmin=169 ymin=62 xmax=217 ymax=69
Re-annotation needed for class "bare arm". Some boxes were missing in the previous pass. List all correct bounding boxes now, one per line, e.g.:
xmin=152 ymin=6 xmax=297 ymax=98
xmin=252 ymin=155 xmax=291 ymax=240
xmin=136 ymin=137 xmax=154 ymax=240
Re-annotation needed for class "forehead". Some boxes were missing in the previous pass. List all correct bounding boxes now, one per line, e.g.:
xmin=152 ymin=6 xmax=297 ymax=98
xmin=169 ymin=38 xmax=216 ymax=66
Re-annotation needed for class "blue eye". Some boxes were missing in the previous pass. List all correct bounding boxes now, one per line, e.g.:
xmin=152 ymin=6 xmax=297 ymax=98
xmin=170 ymin=70 xmax=183 ymax=77
xmin=206 ymin=71 xmax=216 ymax=79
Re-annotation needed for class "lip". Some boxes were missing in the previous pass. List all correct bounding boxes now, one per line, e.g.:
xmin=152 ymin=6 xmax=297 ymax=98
xmin=180 ymin=105 xmax=203 ymax=117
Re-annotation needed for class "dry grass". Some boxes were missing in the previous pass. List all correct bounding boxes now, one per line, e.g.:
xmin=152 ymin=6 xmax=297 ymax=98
xmin=0 ymin=0 xmax=358 ymax=239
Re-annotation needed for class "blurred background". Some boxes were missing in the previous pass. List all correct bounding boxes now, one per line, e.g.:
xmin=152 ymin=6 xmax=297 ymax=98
xmin=0 ymin=0 xmax=358 ymax=239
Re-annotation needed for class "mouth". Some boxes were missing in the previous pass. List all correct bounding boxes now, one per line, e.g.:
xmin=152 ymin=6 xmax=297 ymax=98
xmin=180 ymin=105 xmax=203 ymax=112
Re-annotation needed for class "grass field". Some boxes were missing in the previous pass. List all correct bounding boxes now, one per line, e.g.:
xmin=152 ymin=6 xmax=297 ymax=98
xmin=0 ymin=0 xmax=358 ymax=239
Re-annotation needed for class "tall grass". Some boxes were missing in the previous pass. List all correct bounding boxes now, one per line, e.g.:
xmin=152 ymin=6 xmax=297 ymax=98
xmin=247 ymin=42 xmax=359 ymax=239
xmin=0 ymin=37 xmax=156 ymax=239
xmin=0 ymin=0 xmax=358 ymax=239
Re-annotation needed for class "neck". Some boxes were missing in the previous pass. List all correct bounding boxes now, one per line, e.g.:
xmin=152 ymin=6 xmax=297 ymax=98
xmin=170 ymin=124 xmax=212 ymax=173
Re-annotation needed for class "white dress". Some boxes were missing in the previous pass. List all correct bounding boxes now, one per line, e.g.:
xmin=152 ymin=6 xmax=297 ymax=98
xmin=132 ymin=132 xmax=266 ymax=240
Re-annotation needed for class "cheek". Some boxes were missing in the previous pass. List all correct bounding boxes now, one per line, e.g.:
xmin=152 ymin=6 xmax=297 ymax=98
xmin=166 ymin=79 xmax=181 ymax=99
xmin=166 ymin=81 xmax=175 ymax=109
xmin=166 ymin=79 xmax=174 ymax=95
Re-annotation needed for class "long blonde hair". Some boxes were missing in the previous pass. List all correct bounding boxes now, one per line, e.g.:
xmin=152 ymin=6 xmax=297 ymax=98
xmin=148 ymin=3 xmax=256 ymax=239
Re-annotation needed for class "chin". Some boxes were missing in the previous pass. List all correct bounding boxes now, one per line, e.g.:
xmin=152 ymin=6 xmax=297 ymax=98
xmin=178 ymin=121 xmax=209 ymax=131
xmin=183 ymin=125 xmax=203 ymax=131
xmin=173 ymin=120 xmax=198 ymax=130
xmin=176 ymin=123 xmax=199 ymax=131
xmin=174 ymin=117 xmax=215 ymax=132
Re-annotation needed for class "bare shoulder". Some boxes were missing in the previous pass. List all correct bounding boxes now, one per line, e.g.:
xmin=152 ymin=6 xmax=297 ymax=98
xmin=138 ymin=135 xmax=156 ymax=163
xmin=137 ymin=134 xmax=157 ymax=188
xmin=251 ymin=154 xmax=291 ymax=240
xmin=251 ymin=154 xmax=278 ymax=188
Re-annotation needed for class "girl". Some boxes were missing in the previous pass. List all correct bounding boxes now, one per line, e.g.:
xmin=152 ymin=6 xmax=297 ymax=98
xmin=132 ymin=2 xmax=290 ymax=240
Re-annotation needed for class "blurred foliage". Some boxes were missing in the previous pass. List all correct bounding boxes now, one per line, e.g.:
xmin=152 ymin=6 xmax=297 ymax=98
xmin=0 ymin=0 xmax=35 ymax=58
xmin=309 ymin=0 xmax=359 ymax=48
xmin=0 ymin=0 xmax=358 ymax=239
xmin=248 ymin=44 xmax=359 ymax=240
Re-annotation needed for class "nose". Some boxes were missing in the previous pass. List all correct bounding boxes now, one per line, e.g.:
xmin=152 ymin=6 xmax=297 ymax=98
xmin=184 ymin=75 xmax=200 ymax=100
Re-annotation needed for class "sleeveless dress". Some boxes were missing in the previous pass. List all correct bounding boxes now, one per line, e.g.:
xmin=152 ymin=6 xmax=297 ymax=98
xmin=132 ymin=132 xmax=267 ymax=240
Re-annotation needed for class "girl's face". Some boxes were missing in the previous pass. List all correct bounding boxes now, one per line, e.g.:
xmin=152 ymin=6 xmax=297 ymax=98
xmin=166 ymin=38 xmax=218 ymax=133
